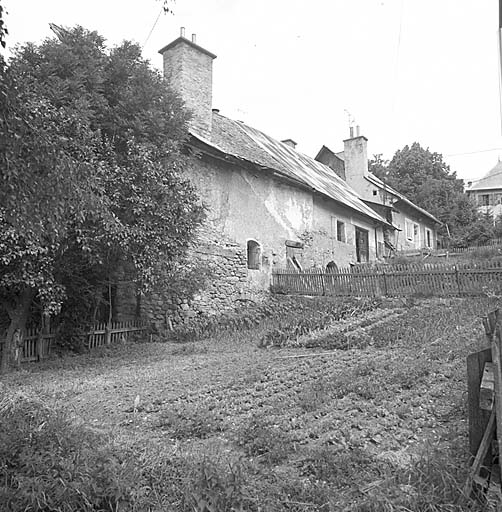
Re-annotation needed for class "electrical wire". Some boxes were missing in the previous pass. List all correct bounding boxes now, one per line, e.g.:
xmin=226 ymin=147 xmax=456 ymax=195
xmin=446 ymin=148 xmax=502 ymax=157
xmin=143 ymin=7 xmax=163 ymax=48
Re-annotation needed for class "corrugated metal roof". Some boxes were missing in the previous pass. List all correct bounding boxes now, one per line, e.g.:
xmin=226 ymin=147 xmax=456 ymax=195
xmin=192 ymin=113 xmax=390 ymax=226
xmin=365 ymin=174 xmax=441 ymax=224
xmin=319 ymin=145 xmax=440 ymax=224
xmin=468 ymin=161 xmax=502 ymax=191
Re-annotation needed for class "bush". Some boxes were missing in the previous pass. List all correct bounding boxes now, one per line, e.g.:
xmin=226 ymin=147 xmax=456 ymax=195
xmin=0 ymin=392 xmax=137 ymax=512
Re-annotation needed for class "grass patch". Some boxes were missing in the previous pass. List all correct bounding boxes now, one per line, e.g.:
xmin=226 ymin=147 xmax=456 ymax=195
xmin=234 ymin=414 xmax=294 ymax=465
xmin=259 ymin=297 xmax=380 ymax=349
xmin=0 ymin=392 xmax=137 ymax=512
xmin=155 ymin=403 xmax=224 ymax=439
xmin=3 ymin=296 xmax=498 ymax=511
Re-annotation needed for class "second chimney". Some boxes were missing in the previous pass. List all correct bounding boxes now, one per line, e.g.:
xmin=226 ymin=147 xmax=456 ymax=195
xmin=343 ymin=130 xmax=369 ymax=189
xmin=281 ymin=138 xmax=297 ymax=149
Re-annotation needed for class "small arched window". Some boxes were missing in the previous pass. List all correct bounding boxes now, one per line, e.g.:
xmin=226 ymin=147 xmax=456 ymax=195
xmin=326 ymin=261 xmax=338 ymax=273
xmin=247 ymin=240 xmax=261 ymax=270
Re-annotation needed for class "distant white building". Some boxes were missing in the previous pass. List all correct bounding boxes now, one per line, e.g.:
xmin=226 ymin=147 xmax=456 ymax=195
xmin=466 ymin=160 xmax=502 ymax=219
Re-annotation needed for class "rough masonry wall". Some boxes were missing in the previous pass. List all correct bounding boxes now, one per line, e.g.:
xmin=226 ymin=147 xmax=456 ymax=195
xmin=117 ymin=154 xmax=386 ymax=327
xmin=136 ymin=219 xmax=271 ymax=329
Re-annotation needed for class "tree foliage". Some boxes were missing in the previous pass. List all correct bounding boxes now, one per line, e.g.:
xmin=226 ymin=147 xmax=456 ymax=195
xmin=369 ymin=143 xmax=480 ymax=245
xmin=0 ymin=0 xmax=7 ymax=49
xmin=0 ymin=26 xmax=204 ymax=370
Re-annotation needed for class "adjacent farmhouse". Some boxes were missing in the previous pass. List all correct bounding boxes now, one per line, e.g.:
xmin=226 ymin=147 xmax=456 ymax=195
xmin=132 ymin=32 xmax=395 ymax=325
xmin=466 ymin=160 xmax=502 ymax=218
xmin=316 ymin=137 xmax=441 ymax=253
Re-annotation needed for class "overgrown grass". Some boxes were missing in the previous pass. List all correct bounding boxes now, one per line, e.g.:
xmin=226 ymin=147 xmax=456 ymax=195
xmin=2 ymin=296 xmax=498 ymax=511
xmin=0 ymin=392 xmax=137 ymax=512
xmin=259 ymin=297 xmax=380 ymax=348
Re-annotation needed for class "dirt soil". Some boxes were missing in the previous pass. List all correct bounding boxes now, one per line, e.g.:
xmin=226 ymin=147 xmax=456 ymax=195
xmin=1 ymin=296 xmax=498 ymax=510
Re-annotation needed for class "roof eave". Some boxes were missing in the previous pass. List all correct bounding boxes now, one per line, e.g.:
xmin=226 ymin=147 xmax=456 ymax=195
xmin=188 ymin=133 xmax=389 ymax=227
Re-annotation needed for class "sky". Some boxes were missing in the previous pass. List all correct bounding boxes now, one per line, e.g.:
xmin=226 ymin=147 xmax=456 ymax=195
xmin=2 ymin=0 xmax=501 ymax=183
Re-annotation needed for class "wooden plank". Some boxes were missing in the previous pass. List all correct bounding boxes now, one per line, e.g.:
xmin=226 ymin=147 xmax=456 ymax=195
xmin=492 ymin=321 xmax=502 ymax=466
xmin=467 ymin=348 xmax=493 ymax=455
xmin=463 ymin=409 xmax=495 ymax=499
xmin=480 ymin=362 xmax=495 ymax=411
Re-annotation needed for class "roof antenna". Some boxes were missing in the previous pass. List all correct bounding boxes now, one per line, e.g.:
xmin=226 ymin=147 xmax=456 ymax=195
xmin=344 ymin=109 xmax=356 ymax=137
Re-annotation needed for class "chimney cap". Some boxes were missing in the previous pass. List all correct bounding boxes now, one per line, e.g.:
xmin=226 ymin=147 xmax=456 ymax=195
xmin=159 ymin=34 xmax=217 ymax=59
xmin=281 ymin=138 xmax=297 ymax=149
xmin=343 ymin=134 xmax=368 ymax=143
xmin=212 ymin=108 xmax=220 ymax=114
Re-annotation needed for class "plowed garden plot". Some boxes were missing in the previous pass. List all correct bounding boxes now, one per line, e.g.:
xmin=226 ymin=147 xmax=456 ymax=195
xmin=1 ymin=296 xmax=499 ymax=511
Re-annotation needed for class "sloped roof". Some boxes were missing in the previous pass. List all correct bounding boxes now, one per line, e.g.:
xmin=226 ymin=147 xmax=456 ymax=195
xmin=315 ymin=145 xmax=345 ymax=165
xmin=365 ymin=173 xmax=441 ymax=224
xmin=191 ymin=113 xmax=390 ymax=226
xmin=468 ymin=160 xmax=502 ymax=191
xmin=333 ymin=150 xmax=440 ymax=224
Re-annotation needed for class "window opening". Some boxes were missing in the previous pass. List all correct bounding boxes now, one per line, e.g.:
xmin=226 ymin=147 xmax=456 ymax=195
xmin=326 ymin=261 xmax=338 ymax=273
xmin=426 ymin=229 xmax=432 ymax=248
xmin=247 ymin=240 xmax=261 ymax=269
xmin=405 ymin=219 xmax=419 ymax=243
xmin=336 ymin=220 xmax=346 ymax=243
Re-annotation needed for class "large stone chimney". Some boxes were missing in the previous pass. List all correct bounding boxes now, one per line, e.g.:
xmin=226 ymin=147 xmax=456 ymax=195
xmin=343 ymin=125 xmax=368 ymax=192
xmin=159 ymin=28 xmax=217 ymax=139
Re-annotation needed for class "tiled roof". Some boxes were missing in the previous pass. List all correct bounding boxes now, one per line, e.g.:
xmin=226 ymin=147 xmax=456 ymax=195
xmin=468 ymin=161 xmax=502 ymax=191
xmin=191 ymin=113 xmax=390 ymax=226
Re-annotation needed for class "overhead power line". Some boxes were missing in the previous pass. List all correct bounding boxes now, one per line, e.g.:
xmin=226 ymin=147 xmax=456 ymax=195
xmin=446 ymin=148 xmax=502 ymax=157
xmin=143 ymin=7 xmax=163 ymax=48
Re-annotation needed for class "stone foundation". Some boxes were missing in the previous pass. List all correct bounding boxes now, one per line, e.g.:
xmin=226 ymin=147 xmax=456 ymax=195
xmin=125 ymin=236 xmax=267 ymax=330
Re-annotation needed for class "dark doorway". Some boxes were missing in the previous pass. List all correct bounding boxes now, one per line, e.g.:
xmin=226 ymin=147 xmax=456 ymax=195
xmin=355 ymin=227 xmax=369 ymax=263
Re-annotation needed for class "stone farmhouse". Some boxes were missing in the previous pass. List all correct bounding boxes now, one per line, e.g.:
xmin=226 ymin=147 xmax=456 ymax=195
xmin=316 ymin=142 xmax=441 ymax=253
xmin=127 ymin=31 xmax=398 ymax=325
xmin=466 ymin=160 xmax=502 ymax=219
xmin=122 ymin=32 xmax=437 ymax=326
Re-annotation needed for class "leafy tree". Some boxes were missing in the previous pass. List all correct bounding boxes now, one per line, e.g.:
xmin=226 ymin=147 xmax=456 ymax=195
xmin=369 ymin=143 xmax=479 ymax=244
xmin=0 ymin=0 xmax=7 ymax=49
xmin=367 ymin=153 xmax=388 ymax=182
xmin=0 ymin=27 xmax=204 ymax=371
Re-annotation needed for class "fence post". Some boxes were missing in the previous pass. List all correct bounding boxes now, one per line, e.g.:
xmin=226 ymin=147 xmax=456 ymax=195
xmin=105 ymin=322 xmax=112 ymax=346
xmin=382 ymin=270 xmax=388 ymax=296
xmin=454 ymin=264 xmax=461 ymax=294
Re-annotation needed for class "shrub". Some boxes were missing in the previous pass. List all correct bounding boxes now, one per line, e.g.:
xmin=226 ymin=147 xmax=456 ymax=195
xmin=0 ymin=391 xmax=137 ymax=512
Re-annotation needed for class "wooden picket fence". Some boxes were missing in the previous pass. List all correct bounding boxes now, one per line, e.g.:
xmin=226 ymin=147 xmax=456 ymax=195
xmin=272 ymin=260 xmax=502 ymax=297
xmin=0 ymin=320 xmax=147 ymax=364
xmin=86 ymin=320 xmax=146 ymax=350
xmin=397 ymin=240 xmax=502 ymax=258
xmin=22 ymin=326 xmax=57 ymax=362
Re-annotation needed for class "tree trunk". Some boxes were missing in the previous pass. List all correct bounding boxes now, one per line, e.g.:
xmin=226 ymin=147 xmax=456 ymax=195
xmin=0 ymin=288 xmax=35 ymax=374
